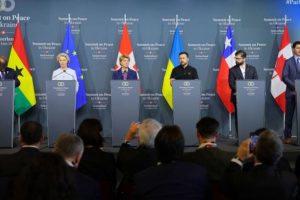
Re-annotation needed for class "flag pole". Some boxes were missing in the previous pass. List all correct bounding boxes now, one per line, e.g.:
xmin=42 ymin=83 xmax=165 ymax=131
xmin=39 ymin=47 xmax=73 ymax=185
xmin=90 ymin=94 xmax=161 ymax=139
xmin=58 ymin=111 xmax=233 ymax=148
xmin=17 ymin=13 xmax=20 ymax=24
xmin=124 ymin=13 xmax=127 ymax=24
xmin=18 ymin=115 xmax=20 ymax=137
xmin=284 ymin=14 xmax=287 ymax=25
xmin=17 ymin=13 xmax=20 ymax=140
xmin=228 ymin=15 xmax=232 ymax=135
xmin=283 ymin=14 xmax=287 ymax=132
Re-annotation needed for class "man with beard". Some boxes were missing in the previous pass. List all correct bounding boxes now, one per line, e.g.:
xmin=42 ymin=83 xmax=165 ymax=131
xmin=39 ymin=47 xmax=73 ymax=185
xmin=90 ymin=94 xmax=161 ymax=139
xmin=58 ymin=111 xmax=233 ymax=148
xmin=170 ymin=51 xmax=199 ymax=85
xmin=229 ymin=50 xmax=258 ymax=137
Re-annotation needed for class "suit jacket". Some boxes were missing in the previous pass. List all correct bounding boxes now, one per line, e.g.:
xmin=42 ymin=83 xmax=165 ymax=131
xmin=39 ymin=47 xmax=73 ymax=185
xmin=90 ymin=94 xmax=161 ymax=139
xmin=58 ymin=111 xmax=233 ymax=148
xmin=0 ymin=67 xmax=20 ymax=87
xmin=117 ymin=143 xmax=157 ymax=180
xmin=78 ymin=147 xmax=116 ymax=187
xmin=223 ymin=162 xmax=298 ymax=200
xmin=112 ymin=68 xmax=138 ymax=80
xmin=68 ymin=166 xmax=102 ymax=200
xmin=183 ymin=147 xmax=231 ymax=182
xmin=243 ymin=156 xmax=292 ymax=173
xmin=229 ymin=64 xmax=258 ymax=103
xmin=0 ymin=147 xmax=40 ymax=177
xmin=282 ymin=57 xmax=300 ymax=97
xmin=134 ymin=161 xmax=209 ymax=200
xmin=78 ymin=147 xmax=116 ymax=199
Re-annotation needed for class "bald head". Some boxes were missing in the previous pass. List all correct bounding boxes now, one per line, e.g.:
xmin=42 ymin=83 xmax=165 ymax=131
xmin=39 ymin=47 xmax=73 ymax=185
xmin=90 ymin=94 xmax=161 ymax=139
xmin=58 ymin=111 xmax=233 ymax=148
xmin=0 ymin=56 xmax=8 ymax=71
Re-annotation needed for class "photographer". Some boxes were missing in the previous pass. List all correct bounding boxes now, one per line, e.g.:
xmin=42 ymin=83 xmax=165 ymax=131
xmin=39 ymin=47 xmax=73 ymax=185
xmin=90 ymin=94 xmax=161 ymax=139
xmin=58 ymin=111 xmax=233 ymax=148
xmin=223 ymin=130 xmax=297 ymax=200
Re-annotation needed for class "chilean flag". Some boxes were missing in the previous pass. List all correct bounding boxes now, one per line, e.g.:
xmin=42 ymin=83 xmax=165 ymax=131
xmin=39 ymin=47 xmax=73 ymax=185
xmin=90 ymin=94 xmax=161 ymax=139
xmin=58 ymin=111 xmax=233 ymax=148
xmin=271 ymin=25 xmax=293 ymax=113
xmin=114 ymin=23 xmax=139 ymax=78
xmin=216 ymin=25 xmax=236 ymax=113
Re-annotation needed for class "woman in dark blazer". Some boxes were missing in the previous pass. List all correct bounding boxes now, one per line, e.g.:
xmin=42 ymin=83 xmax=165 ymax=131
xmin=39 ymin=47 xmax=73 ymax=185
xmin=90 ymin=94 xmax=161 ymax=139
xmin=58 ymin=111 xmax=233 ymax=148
xmin=77 ymin=118 xmax=116 ymax=200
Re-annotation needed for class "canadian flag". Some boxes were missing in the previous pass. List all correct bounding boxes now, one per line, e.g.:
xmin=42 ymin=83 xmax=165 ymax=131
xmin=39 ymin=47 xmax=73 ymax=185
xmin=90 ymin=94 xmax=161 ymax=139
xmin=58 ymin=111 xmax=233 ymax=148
xmin=271 ymin=25 xmax=293 ymax=113
xmin=114 ymin=23 xmax=139 ymax=77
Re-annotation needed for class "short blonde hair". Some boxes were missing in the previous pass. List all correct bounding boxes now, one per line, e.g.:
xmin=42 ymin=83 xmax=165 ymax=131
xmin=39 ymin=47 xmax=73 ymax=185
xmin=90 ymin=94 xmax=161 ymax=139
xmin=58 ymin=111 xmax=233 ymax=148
xmin=119 ymin=54 xmax=130 ymax=63
xmin=56 ymin=53 xmax=70 ymax=63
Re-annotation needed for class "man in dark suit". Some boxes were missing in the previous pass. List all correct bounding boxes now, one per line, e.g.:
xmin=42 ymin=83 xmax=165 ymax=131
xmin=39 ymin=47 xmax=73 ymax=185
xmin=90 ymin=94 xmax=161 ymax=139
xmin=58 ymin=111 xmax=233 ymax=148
xmin=0 ymin=55 xmax=20 ymax=87
xmin=183 ymin=117 xmax=231 ymax=183
xmin=112 ymin=54 xmax=138 ymax=80
xmin=134 ymin=125 xmax=209 ymax=200
xmin=282 ymin=41 xmax=300 ymax=144
xmin=0 ymin=121 xmax=43 ymax=199
xmin=0 ymin=121 xmax=43 ymax=177
xmin=229 ymin=50 xmax=258 ymax=136
xmin=223 ymin=130 xmax=298 ymax=200
xmin=54 ymin=134 xmax=102 ymax=200
xmin=117 ymin=119 xmax=161 ymax=199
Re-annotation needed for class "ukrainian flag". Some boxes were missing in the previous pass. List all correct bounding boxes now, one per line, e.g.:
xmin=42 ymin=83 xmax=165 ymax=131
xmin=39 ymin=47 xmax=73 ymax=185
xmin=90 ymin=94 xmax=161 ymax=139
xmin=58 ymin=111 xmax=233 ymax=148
xmin=162 ymin=26 xmax=184 ymax=109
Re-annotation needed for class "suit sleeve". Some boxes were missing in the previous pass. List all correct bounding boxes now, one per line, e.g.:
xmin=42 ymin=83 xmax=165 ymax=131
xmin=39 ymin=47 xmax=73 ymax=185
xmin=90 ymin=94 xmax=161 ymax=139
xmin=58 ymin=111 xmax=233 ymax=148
xmin=252 ymin=67 xmax=258 ymax=80
xmin=170 ymin=68 xmax=176 ymax=79
xmin=51 ymin=71 xmax=56 ymax=80
xmin=229 ymin=69 xmax=236 ymax=92
xmin=133 ymin=71 xmax=138 ymax=80
xmin=13 ymin=71 xmax=20 ymax=87
xmin=221 ymin=161 xmax=243 ymax=198
xmin=193 ymin=68 xmax=199 ymax=79
xmin=116 ymin=143 xmax=132 ymax=174
xmin=282 ymin=60 xmax=295 ymax=91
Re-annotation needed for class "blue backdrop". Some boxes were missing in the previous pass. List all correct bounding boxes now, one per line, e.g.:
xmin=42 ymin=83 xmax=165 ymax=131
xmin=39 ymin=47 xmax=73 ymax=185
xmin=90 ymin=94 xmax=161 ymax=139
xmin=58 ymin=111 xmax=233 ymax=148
xmin=1 ymin=0 xmax=300 ymax=138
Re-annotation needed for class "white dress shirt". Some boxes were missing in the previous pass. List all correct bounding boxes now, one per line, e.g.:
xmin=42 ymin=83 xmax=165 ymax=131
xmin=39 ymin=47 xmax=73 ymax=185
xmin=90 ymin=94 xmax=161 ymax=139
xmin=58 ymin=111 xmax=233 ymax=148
xmin=239 ymin=64 xmax=246 ymax=79
xmin=52 ymin=68 xmax=79 ymax=93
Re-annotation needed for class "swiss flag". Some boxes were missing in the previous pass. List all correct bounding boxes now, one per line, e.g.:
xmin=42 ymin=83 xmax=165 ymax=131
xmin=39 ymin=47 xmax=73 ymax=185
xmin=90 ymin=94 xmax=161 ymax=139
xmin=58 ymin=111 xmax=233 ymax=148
xmin=114 ymin=23 xmax=139 ymax=77
xmin=271 ymin=25 xmax=293 ymax=113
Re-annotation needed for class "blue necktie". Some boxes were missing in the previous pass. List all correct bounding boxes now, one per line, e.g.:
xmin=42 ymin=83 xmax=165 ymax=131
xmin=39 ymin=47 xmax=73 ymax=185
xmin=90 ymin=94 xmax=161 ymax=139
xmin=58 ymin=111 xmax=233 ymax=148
xmin=297 ymin=58 xmax=300 ymax=72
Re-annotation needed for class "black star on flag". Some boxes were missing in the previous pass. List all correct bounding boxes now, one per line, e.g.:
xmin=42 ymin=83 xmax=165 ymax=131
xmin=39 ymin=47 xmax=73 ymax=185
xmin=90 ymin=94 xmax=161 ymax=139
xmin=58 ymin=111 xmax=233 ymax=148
xmin=15 ymin=66 xmax=23 ymax=77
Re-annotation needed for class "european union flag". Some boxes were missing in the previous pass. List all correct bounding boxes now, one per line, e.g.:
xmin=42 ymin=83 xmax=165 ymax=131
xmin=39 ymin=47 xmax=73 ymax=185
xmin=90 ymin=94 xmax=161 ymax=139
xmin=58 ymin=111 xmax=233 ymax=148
xmin=62 ymin=23 xmax=87 ymax=110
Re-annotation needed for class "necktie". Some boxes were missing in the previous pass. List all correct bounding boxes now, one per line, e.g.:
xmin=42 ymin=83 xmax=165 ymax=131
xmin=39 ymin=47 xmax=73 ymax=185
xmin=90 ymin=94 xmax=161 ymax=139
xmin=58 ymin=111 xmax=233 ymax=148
xmin=0 ymin=71 xmax=5 ymax=80
xmin=123 ymin=71 xmax=128 ymax=80
xmin=297 ymin=58 xmax=300 ymax=72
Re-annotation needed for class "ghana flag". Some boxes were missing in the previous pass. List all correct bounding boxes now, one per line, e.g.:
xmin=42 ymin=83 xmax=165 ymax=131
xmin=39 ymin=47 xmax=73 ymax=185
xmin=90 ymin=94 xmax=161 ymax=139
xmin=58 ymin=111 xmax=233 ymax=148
xmin=8 ymin=23 xmax=36 ymax=115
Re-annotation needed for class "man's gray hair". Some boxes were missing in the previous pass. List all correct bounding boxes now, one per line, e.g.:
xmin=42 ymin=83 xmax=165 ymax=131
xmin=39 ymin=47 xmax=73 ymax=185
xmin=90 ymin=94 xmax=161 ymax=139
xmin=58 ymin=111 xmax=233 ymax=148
xmin=138 ymin=118 xmax=162 ymax=147
xmin=54 ymin=133 xmax=84 ymax=158
xmin=255 ymin=130 xmax=283 ymax=165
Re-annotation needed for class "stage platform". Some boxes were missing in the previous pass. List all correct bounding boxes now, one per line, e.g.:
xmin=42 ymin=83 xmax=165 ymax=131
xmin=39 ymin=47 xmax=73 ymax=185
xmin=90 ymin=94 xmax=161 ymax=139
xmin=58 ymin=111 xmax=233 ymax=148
xmin=1 ymin=136 xmax=300 ymax=167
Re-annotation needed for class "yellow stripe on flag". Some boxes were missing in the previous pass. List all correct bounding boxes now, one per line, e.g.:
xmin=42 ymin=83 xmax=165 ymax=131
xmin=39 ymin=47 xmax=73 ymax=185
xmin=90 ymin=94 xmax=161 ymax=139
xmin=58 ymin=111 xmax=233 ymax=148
xmin=162 ymin=59 xmax=175 ymax=109
xmin=8 ymin=48 xmax=36 ymax=106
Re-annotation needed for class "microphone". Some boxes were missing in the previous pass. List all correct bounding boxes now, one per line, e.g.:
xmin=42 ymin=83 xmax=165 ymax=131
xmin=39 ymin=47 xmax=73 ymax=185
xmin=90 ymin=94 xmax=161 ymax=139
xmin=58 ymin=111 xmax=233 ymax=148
xmin=52 ymin=69 xmax=75 ymax=80
xmin=52 ymin=70 xmax=65 ymax=79
xmin=63 ymin=70 xmax=76 ymax=80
